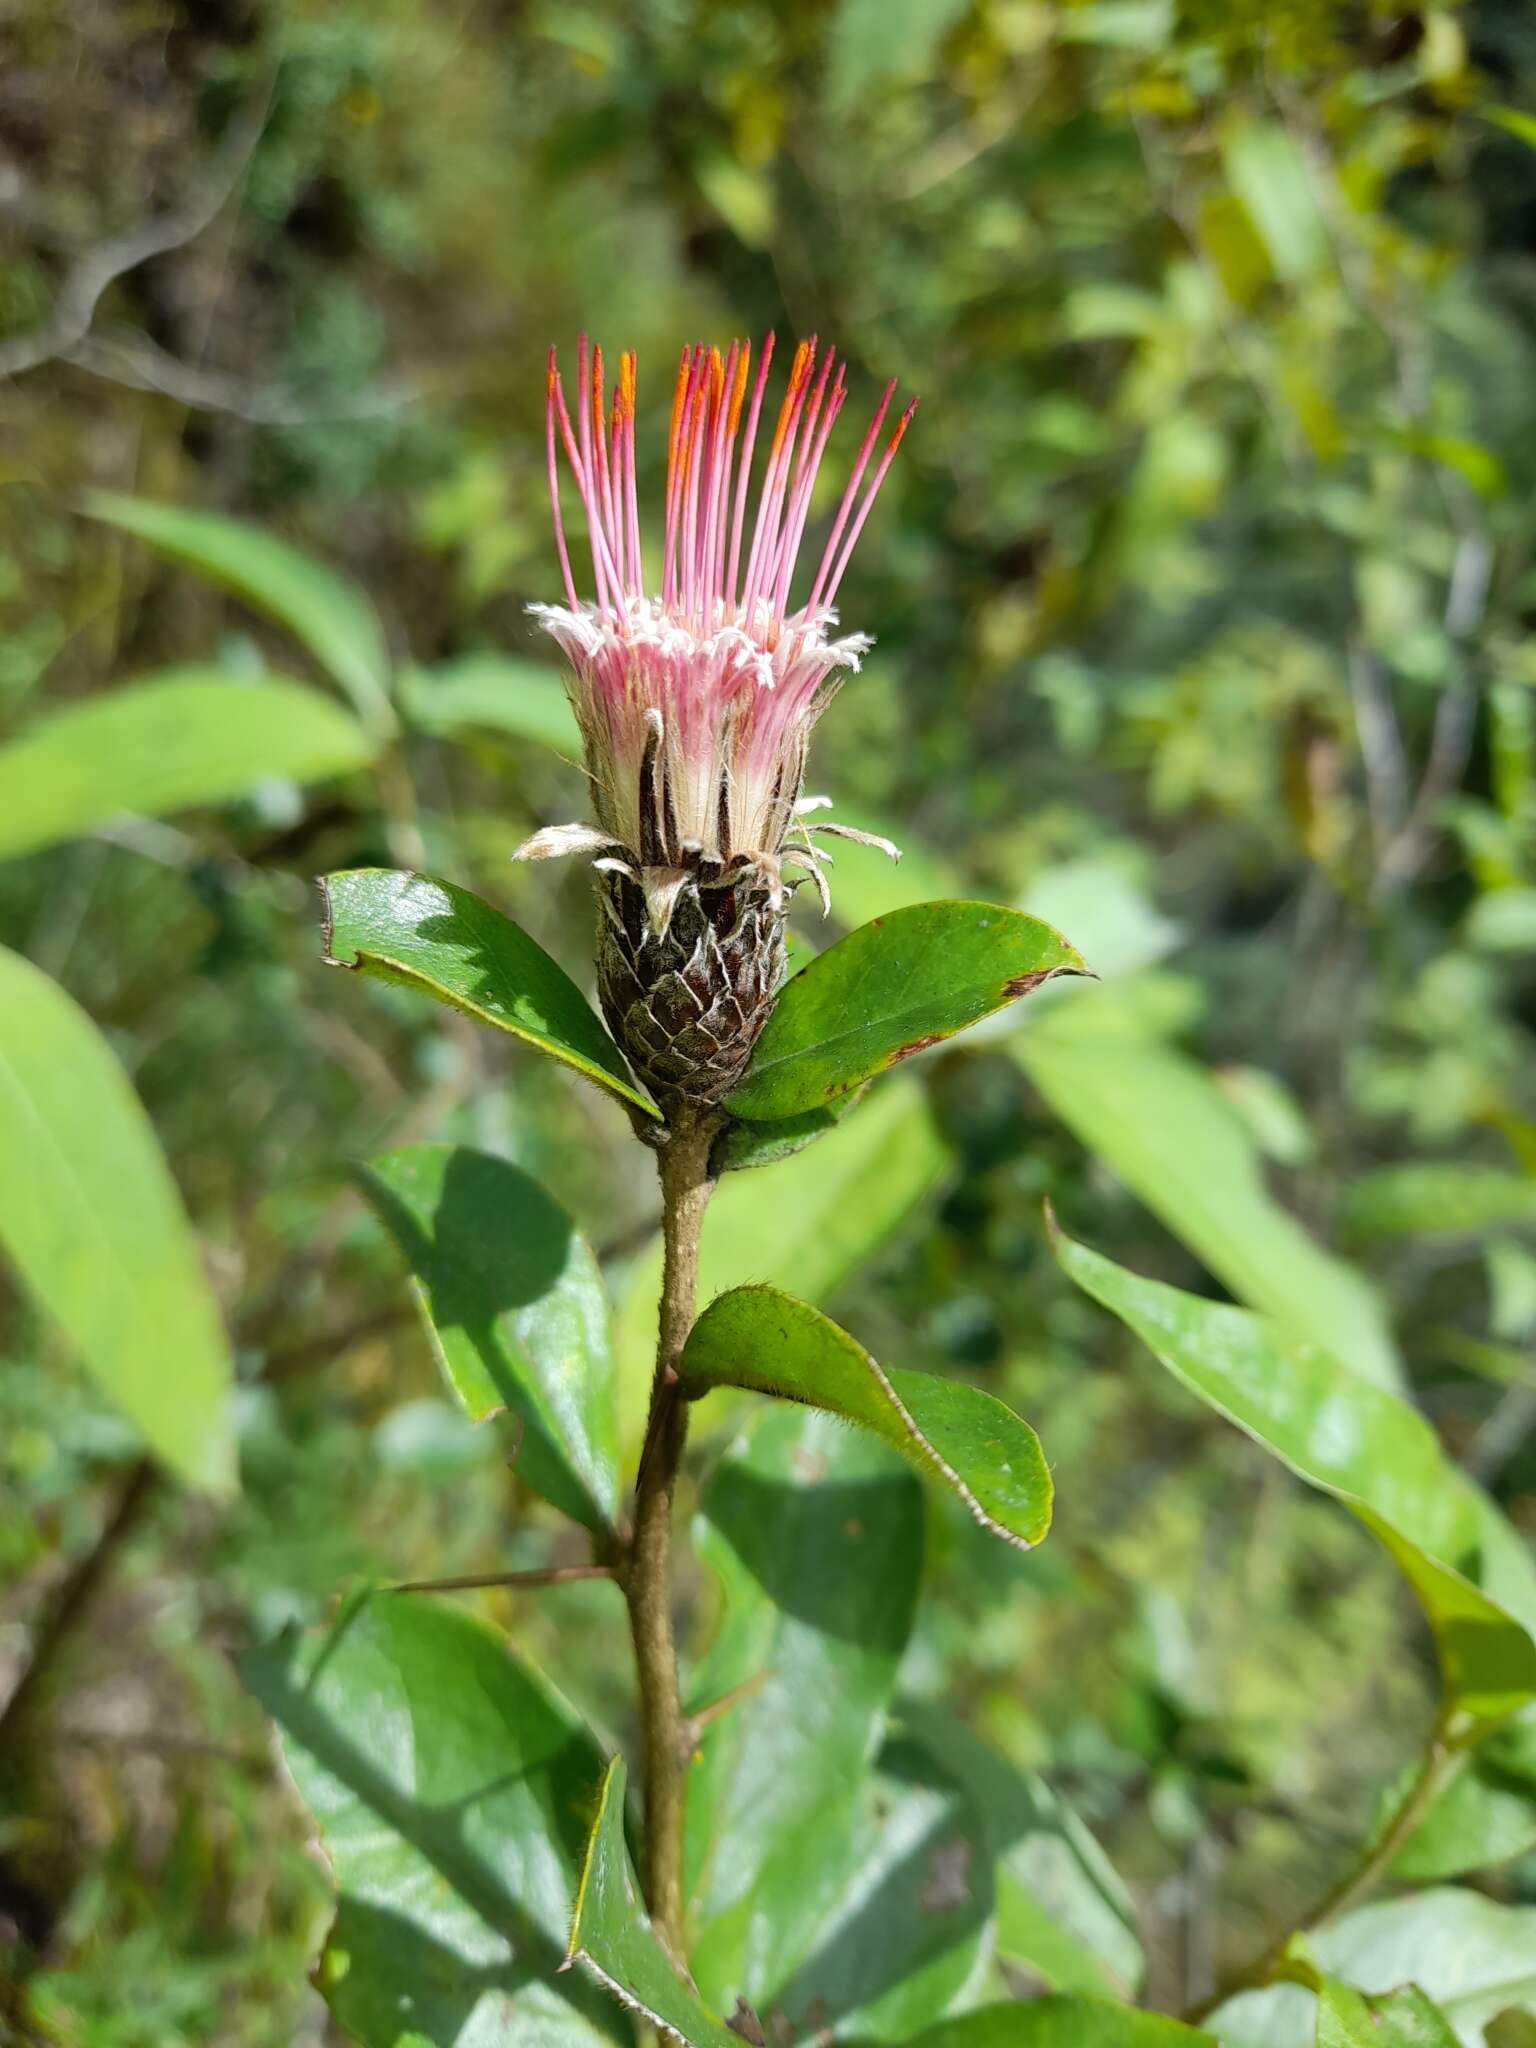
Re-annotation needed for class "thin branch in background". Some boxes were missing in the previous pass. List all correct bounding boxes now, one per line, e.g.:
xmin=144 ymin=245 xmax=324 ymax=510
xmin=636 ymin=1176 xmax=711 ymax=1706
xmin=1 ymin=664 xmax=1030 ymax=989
xmin=1347 ymin=643 xmax=1410 ymax=858
xmin=388 ymin=1565 xmax=617 ymax=1595
xmin=1373 ymin=527 xmax=1494 ymax=900
xmin=63 ymin=327 xmax=417 ymax=426
xmin=0 ymin=91 xmax=273 ymax=382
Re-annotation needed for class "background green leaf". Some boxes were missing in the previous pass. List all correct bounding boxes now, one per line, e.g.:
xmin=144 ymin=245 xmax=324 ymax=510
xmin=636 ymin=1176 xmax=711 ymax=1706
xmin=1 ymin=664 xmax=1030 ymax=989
xmin=358 ymin=1144 xmax=619 ymax=1534
xmin=728 ymin=901 xmax=1084 ymax=1121
xmin=397 ymin=653 xmax=582 ymax=754
xmin=681 ymin=1285 xmax=1052 ymax=1550
xmin=245 ymin=1592 xmax=620 ymax=2048
xmin=905 ymin=1999 xmax=1215 ymax=2046
xmin=685 ymin=1407 xmax=924 ymax=2006
xmin=1018 ymin=988 xmax=1403 ymax=1389
xmin=0 ymin=944 xmax=232 ymax=1493
xmin=0 ymin=672 xmax=376 ymax=862
xmin=1052 ymin=1222 xmax=1536 ymax=1720
xmin=1342 ymin=1163 xmax=1536 ymax=1239
xmin=1389 ymin=1711 xmax=1536 ymax=1879
xmin=321 ymin=867 xmax=657 ymax=1116
xmin=85 ymin=493 xmax=394 ymax=732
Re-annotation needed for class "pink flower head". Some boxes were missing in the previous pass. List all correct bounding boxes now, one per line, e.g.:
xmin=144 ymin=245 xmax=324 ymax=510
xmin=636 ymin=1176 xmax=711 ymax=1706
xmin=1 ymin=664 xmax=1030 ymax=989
xmin=521 ymin=335 xmax=914 ymax=913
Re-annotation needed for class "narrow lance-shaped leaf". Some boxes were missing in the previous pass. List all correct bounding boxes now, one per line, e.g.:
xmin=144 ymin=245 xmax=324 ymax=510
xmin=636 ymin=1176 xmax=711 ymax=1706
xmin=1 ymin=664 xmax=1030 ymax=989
xmin=0 ymin=672 xmax=376 ymax=862
xmin=321 ymin=868 xmax=658 ymax=1118
xmin=1050 ymin=1218 xmax=1536 ymax=1722
xmin=1342 ymin=1162 xmax=1536 ymax=1239
xmin=0 ymin=944 xmax=233 ymax=1493
xmin=679 ymin=1285 xmax=1052 ymax=1550
xmin=245 ymin=1593 xmax=621 ymax=2048
xmin=85 ymin=492 xmax=395 ymax=733
xmin=358 ymin=1145 xmax=620 ymax=1535
xmin=566 ymin=1757 xmax=740 ymax=2048
xmin=726 ymin=900 xmax=1085 ymax=1122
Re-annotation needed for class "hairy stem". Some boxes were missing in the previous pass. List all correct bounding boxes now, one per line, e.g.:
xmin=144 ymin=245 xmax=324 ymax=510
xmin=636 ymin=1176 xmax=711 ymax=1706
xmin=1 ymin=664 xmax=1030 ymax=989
xmin=626 ymin=1104 xmax=719 ymax=1958
xmin=1186 ymin=1711 xmax=1467 ymax=2022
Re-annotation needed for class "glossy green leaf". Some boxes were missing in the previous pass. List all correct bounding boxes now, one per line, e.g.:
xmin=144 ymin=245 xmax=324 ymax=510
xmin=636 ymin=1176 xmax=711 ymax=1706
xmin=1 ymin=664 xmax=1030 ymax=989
xmin=900 ymin=1703 xmax=1143 ymax=1996
xmin=1342 ymin=1163 xmax=1536 ymax=1238
xmin=1051 ymin=1221 xmax=1536 ymax=1721
xmin=0 ymin=944 xmax=232 ymax=1493
xmin=764 ymin=1731 xmax=992 ymax=2041
xmin=686 ymin=1408 xmax=924 ymax=2007
xmin=1215 ymin=1891 xmax=1536 ymax=2047
xmin=1016 ymin=989 xmax=1403 ymax=1389
xmin=566 ymin=1756 xmax=738 ymax=2048
xmin=615 ymin=1076 xmax=946 ymax=1453
xmin=1391 ymin=1710 xmax=1536 ymax=1879
xmin=680 ymin=1285 xmax=1051 ymax=1550
xmin=244 ymin=1592 xmax=621 ymax=2047
xmin=397 ymin=653 xmax=581 ymax=754
xmin=85 ymin=492 xmax=393 ymax=731
xmin=905 ymin=1998 xmax=1215 ymax=2047
xmin=727 ymin=900 xmax=1084 ymax=1121
xmin=321 ymin=868 xmax=657 ymax=1116
xmin=712 ymin=1083 xmax=867 ymax=1174
xmin=0 ymin=671 xmax=376 ymax=862
xmin=358 ymin=1144 xmax=619 ymax=1534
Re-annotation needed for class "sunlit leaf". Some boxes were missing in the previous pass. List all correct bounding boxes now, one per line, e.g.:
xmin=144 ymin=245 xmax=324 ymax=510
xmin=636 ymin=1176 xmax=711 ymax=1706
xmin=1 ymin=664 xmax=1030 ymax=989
xmin=727 ymin=900 xmax=1084 ymax=1121
xmin=1391 ymin=1710 xmax=1536 ymax=1879
xmin=1342 ymin=1162 xmax=1536 ymax=1239
xmin=0 ymin=944 xmax=233 ymax=1493
xmin=0 ymin=671 xmax=375 ymax=862
xmin=246 ymin=1593 xmax=620 ymax=2047
xmin=567 ymin=1757 xmax=738 ymax=2048
xmin=686 ymin=1407 xmax=923 ymax=2008
xmin=905 ymin=1999 xmax=1214 ymax=2046
xmin=397 ymin=654 xmax=581 ymax=754
xmin=1314 ymin=1979 xmax=1458 ymax=2047
xmin=85 ymin=493 xmax=393 ymax=732
xmin=1016 ymin=989 xmax=1403 ymax=1389
xmin=1222 ymin=121 xmax=1328 ymax=284
xmin=321 ymin=868 xmax=658 ymax=1116
xmin=1051 ymin=1220 xmax=1536 ymax=1721
xmin=358 ymin=1144 xmax=619 ymax=1534
xmin=680 ymin=1285 xmax=1052 ymax=1550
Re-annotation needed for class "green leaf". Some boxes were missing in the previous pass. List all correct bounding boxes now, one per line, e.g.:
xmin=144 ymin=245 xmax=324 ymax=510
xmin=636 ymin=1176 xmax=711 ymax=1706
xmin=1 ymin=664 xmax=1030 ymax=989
xmin=397 ymin=654 xmax=582 ymax=754
xmin=727 ymin=901 xmax=1084 ymax=1122
xmin=680 ymin=1285 xmax=1052 ymax=1551
xmin=1222 ymin=121 xmax=1328 ymax=284
xmin=712 ymin=1084 xmax=867 ymax=1174
xmin=1342 ymin=1163 xmax=1536 ymax=1238
xmin=566 ymin=1756 xmax=739 ymax=2048
xmin=825 ymin=0 xmax=969 ymax=104
xmin=899 ymin=1703 xmax=1143 ymax=1996
xmin=0 ymin=944 xmax=233 ymax=1493
xmin=0 ymin=671 xmax=376 ymax=862
xmin=615 ymin=1076 xmax=946 ymax=1455
xmin=1216 ymin=1891 xmax=1536 ymax=2046
xmin=1016 ymin=990 xmax=1403 ymax=1389
xmin=85 ymin=493 xmax=393 ymax=732
xmin=686 ymin=1408 xmax=924 ymax=2007
xmin=905 ymin=1998 xmax=1215 ymax=2046
xmin=1487 ymin=2012 xmax=1536 ymax=2048
xmin=357 ymin=1145 xmax=619 ymax=1534
xmin=320 ymin=868 xmax=657 ymax=1117
xmin=1314 ymin=1980 xmax=1459 ymax=2047
xmin=1391 ymin=1710 xmax=1536 ymax=1879
xmin=762 ymin=1731 xmax=992 ymax=2041
xmin=246 ymin=1592 xmax=620 ymax=2048
xmin=1050 ymin=1221 xmax=1536 ymax=1721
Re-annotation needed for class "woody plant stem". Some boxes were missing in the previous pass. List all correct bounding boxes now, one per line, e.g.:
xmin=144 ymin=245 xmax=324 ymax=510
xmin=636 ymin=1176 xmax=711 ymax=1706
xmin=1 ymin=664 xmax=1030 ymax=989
xmin=625 ymin=1101 xmax=720 ymax=1956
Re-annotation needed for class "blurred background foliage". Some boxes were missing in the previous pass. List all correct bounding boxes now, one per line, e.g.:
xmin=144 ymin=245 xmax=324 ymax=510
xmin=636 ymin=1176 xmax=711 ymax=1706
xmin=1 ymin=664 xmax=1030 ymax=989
xmin=3 ymin=0 xmax=1536 ymax=2039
